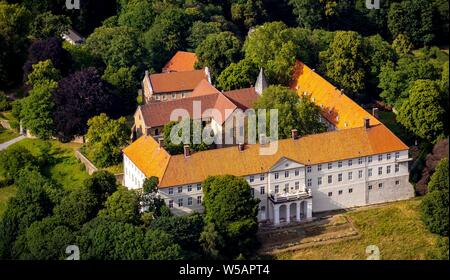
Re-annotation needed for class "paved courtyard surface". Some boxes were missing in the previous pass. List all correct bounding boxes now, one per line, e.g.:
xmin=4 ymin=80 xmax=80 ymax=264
xmin=0 ymin=135 xmax=25 ymax=151
xmin=257 ymin=213 xmax=360 ymax=255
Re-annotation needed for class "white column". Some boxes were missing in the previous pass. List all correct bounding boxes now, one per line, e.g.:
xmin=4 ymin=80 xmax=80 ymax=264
xmin=274 ymin=205 xmax=280 ymax=225
xmin=306 ymin=200 xmax=313 ymax=219
xmin=296 ymin=202 xmax=301 ymax=222
xmin=286 ymin=204 xmax=290 ymax=223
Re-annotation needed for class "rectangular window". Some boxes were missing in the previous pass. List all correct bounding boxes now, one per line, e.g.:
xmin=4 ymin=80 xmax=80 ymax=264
xmin=328 ymin=192 xmax=332 ymax=197
xmin=178 ymin=198 xmax=183 ymax=207
xmin=295 ymin=169 xmax=300 ymax=176
xmin=306 ymin=166 xmax=311 ymax=173
xmin=378 ymin=183 xmax=383 ymax=188
xmin=359 ymin=170 xmax=363 ymax=178
xmin=275 ymin=185 xmax=279 ymax=193
xmin=307 ymin=179 xmax=312 ymax=187
xmin=395 ymin=152 xmax=400 ymax=159
xmin=197 ymin=196 xmax=202 ymax=204
xmin=338 ymin=161 xmax=342 ymax=168
xmin=368 ymin=185 xmax=372 ymax=190
xmin=368 ymin=168 xmax=372 ymax=177
xmin=284 ymin=184 xmax=289 ymax=193
xmin=197 ymin=184 xmax=202 ymax=191
xmin=295 ymin=181 xmax=300 ymax=190
xmin=338 ymin=173 xmax=342 ymax=182
xmin=378 ymin=167 xmax=383 ymax=175
xmin=188 ymin=197 xmax=193 ymax=206
xmin=338 ymin=190 xmax=343 ymax=195
xmin=168 ymin=200 xmax=174 ymax=208
xmin=260 ymin=174 xmax=265 ymax=181
xmin=358 ymin=158 xmax=363 ymax=165
xmin=349 ymin=188 xmax=353 ymax=193
xmin=395 ymin=180 xmax=400 ymax=185
xmin=169 ymin=188 xmax=173 ymax=195
xmin=249 ymin=175 xmax=254 ymax=183
xmin=378 ymin=154 xmax=383 ymax=161
xmin=274 ymin=172 xmax=279 ymax=180
xmin=178 ymin=186 xmax=183 ymax=193
xmin=318 ymin=164 xmax=322 ymax=171
xmin=328 ymin=175 xmax=332 ymax=184
xmin=387 ymin=165 xmax=391 ymax=174
xmin=368 ymin=156 xmax=372 ymax=163
xmin=348 ymin=172 xmax=353 ymax=180
xmin=348 ymin=159 xmax=353 ymax=166
xmin=387 ymin=153 xmax=391 ymax=160
xmin=285 ymin=171 xmax=289 ymax=178
xmin=260 ymin=186 xmax=265 ymax=194
xmin=318 ymin=177 xmax=322 ymax=186
xmin=395 ymin=164 xmax=399 ymax=173
xmin=187 ymin=185 xmax=192 ymax=192
xmin=328 ymin=163 xmax=333 ymax=170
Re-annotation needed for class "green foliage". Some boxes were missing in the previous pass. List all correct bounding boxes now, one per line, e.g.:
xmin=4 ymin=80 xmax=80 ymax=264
xmin=289 ymin=0 xmax=323 ymax=29
xmin=0 ymin=91 xmax=10 ymax=111
xmin=231 ymin=0 xmax=267 ymax=30
xmin=18 ymin=217 xmax=74 ymax=260
xmin=141 ymin=177 xmax=165 ymax=217
xmin=378 ymin=56 xmax=442 ymax=108
xmin=143 ymin=176 xmax=159 ymax=194
xmin=428 ymin=158 xmax=449 ymax=192
xmin=162 ymin=120 xmax=213 ymax=156
xmin=195 ymin=31 xmax=242 ymax=80
xmin=30 ymin=11 xmax=71 ymax=40
xmin=397 ymin=80 xmax=447 ymax=143
xmin=319 ymin=31 xmax=366 ymax=98
xmin=102 ymin=65 xmax=139 ymax=114
xmin=392 ymin=34 xmax=414 ymax=57
xmin=84 ymin=170 xmax=118 ymax=205
xmin=201 ymin=175 xmax=260 ymax=259
xmin=0 ymin=146 xmax=38 ymax=183
xmin=62 ymin=42 xmax=103 ymax=72
xmin=216 ymin=58 xmax=258 ymax=91
xmin=188 ymin=21 xmax=222 ymax=50
xmin=118 ymin=0 xmax=155 ymax=31
xmin=53 ymin=189 xmax=99 ymax=230
xmin=99 ymin=187 xmax=141 ymax=224
xmin=421 ymin=190 xmax=449 ymax=236
xmin=142 ymin=229 xmax=184 ymax=260
xmin=243 ymin=22 xmax=297 ymax=85
xmin=253 ymin=85 xmax=326 ymax=139
xmin=387 ymin=0 xmax=434 ymax=46
xmin=26 ymin=60 xmax=61 ymax=88
xmin=85 ymin=114 xmax=130 ymax=168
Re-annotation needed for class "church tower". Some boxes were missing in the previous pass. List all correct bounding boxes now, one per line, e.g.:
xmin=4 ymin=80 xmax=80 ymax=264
xmin=255 ymin=68 xmax=268 ymax=95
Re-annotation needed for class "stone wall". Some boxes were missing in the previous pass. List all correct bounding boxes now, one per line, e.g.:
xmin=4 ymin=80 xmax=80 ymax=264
xmin=75 ymin=149 xmax=124 ymax=185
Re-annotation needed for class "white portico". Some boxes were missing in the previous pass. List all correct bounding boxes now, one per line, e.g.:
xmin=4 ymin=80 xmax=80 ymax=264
xmin=268 ymin=191 xmax=313 ymax=225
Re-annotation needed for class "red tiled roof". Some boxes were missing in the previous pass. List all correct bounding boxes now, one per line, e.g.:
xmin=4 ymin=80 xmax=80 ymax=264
xmin=149 ymin=69 xmax=207 ymax=94
xmin=223 ymin=87 xmax=259 ymax=110
xmin=162 ymin=51 xmax=198 ymax=72
xmin=191 ymin=79 xmax=220 ymax=97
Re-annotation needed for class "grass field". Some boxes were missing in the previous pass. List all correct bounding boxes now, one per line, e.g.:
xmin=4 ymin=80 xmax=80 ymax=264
xmin=275 ymin=198 xmax=444 ymax=260
xmin=8 ymin=139 xmax=90 ymax=191
xmin=0 ymin=127 xmax=19 ymax=144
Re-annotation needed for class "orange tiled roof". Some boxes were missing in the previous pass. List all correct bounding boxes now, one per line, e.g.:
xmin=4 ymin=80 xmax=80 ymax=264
xmin=139 ymin=92 xmax=237 ymax=128
xmin=223 ymin=87 xmax=259 ymax=110
xmin=291 ymin=60 xmax=380 ymax=129
xmin=124 ymin=124 xmax=409 ymax=188
xmin=162 ymin=51 xmax=198 ymax=72
xmin=190 ymin=79 xmax=220 ymax=97
xmin=149 ymin=69 xmax=207 ymax=94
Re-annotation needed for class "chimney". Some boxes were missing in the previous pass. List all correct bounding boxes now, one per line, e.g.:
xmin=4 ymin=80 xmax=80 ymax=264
xmin=238 ymin=143 xmax=244 ymax=152
xmin=183 ymin=145 xmax=190 ymax=158
xmin=364 ymin=118 xmax=370 ymax=129
xmin=291 ymin=129 xmax=298 ymax=140
xmin=158 ymin=138 xmax=164 ymax=149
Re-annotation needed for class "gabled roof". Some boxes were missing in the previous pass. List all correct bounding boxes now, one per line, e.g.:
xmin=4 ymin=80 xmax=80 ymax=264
xmin=162 ymin=51 xmax=198 ymax=72
xmin=139 ymin=92 xmax=237 ymax=128
xmin=190 ymin=79 xmax=220 ymax=97
xmin=149 ymin=69 xmax=207 ymax=94
xmin=223 ymin=87 xmax=259 ymax=110
xmin=124 ymin=123 xmax=409 ymax=188
xmin=291 ymin=60 xmax=380 ymax=129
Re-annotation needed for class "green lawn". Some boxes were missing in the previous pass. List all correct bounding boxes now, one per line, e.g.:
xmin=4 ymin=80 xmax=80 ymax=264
xmin=8 ymin=139 xmax=90 ymax=191
xmin=276 ymin=198 xmax=444 ymax=260
xmin=0 ymin=127 xmax=20 ymax=144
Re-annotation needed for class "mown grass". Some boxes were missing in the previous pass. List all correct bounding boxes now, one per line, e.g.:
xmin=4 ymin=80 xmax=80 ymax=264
xmin=0 ymin=127 xmax=20 ymax=144
xmin=275 ymin=198 xmax=443 ymax=260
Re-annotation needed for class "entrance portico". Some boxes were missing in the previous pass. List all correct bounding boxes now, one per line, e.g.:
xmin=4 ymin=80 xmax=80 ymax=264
xmin=268 ymin=190 xmax=313 ymax=225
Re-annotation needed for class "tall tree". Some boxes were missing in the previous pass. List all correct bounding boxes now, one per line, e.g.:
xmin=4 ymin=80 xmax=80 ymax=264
xmin=52 ymin=68 xmax=117 ymax=141
xmin=29 ymin=11 xmax=71 ymax=40
xmin=118 ymin=0 xmax=155 ymax=31
xmin=98 ymin=187 xmax=141 ymax=224
xmin=200 ymin=175 xmax=259 ymax=259
xmin=195 ymin=31 xmax=242 ymax=80
xmin=188 ymin=21 xmax=222 ymax=51
xmin=216 ymin=58 xmax=259 ymax=91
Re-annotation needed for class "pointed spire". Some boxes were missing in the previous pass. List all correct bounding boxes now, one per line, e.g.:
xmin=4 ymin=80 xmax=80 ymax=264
xmin=255 ymin=68 xmax=268 ymax=95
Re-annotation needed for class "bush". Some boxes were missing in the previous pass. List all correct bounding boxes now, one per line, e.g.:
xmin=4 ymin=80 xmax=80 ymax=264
xmin=421 ymin=190 xmax=449 ymax=236
xmin=0 ymin=91 xmax=11 ymax=111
